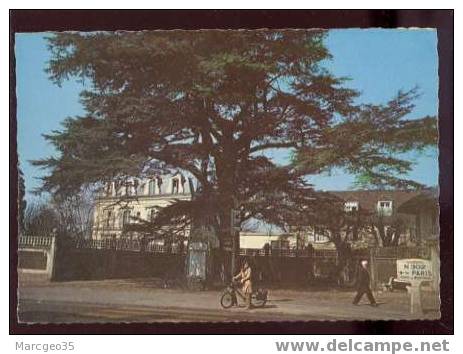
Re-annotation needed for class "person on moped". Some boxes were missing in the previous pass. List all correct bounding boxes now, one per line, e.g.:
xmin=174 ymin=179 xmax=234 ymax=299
xmin=233 ymin=259 xmax=253 ymax=309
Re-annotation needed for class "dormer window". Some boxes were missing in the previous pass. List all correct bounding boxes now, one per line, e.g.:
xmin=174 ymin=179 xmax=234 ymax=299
xmin=345 ymin=201 xmax=359 ymax=213
xmin=105 ymin=183 xmax=112 ymax=196
xmin=133 ymin=180 xmax=139 ymax=195
xmin=172 ymin=178 xmax=179 ymax=194
xmin=156 ymin=177 xmax=163 ymax=193
xmin=124 ymin=182 xmax=130 ymax=196
xmin=147 ymin=177 xmax=163 ymax=195
xmin=149 ymin=180 xmax=156 ymax=195
xmin=377 ymin=200 xmax=393 ymax=216
xmin=137 ymin=181 xmax=145 ymax=195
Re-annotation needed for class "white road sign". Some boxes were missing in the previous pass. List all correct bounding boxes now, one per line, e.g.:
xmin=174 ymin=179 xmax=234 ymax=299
xmin=397 ymin=258 xmax=433 ymax=282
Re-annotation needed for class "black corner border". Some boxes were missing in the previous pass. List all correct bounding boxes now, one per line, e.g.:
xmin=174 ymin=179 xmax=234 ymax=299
xmin=9 ymin=9 xmax=454 ymax=335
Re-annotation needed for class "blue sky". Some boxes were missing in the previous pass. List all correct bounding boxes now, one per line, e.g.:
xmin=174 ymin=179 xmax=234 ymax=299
xmin=16 ymin=29 xmax=438 ymax=200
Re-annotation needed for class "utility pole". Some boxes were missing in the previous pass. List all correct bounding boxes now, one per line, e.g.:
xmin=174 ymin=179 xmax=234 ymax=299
xmin=230 ymin=204 xmax=241 ymax=277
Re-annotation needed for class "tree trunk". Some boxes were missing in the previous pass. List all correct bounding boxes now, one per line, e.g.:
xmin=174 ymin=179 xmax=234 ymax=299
xmin=331 ymin=233 xmax=353 ymax=286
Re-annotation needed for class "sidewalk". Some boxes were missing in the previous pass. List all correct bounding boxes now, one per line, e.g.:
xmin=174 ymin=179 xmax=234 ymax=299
xmin=18 ymin=274 xmax=440 ymax=322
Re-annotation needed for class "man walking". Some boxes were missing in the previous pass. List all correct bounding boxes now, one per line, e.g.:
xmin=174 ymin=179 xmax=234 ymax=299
xmin=353 ymin=260 xmax=378 ymax=306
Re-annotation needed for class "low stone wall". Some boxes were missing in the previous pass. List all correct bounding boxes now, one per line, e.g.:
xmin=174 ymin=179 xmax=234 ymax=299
xmin=18 ymin=250 xmax=48 ymax=270
xmin=18 ymin=236 xmax=56 ymax=279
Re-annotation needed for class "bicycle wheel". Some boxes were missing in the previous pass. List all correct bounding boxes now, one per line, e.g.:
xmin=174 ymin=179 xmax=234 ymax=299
xmin=220 ymin=292 xmax=234 ymax=309
xmin=252 ymin=290 xmax=268 ymax=308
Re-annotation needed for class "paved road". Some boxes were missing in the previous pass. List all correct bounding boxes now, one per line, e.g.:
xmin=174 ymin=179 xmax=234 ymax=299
xmin=17 ymin=276 xmax=440 ymax=323
xmin=18 ymin=298 xmax=329 ymax=323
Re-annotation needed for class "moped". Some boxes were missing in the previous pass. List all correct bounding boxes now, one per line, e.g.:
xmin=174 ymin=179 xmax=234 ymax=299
xmin=220 ymin=280 xmax=268 ymax=308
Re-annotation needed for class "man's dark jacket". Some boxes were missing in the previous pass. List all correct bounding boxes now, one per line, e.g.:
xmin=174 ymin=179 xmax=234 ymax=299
xmin=356 ymin=266 xmax=372 ymax=290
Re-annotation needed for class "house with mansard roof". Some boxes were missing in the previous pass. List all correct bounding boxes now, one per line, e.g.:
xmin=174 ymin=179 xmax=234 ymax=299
xmin=91 ymin=171 xmax=196 ymax=240
xmin=92 ymin=171 xmax=438 ymax=249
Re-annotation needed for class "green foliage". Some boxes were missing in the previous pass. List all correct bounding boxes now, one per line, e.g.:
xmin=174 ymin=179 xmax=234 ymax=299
xmin=34 ymin=30 xmax=437 ymax=241
xmin=292 ymin=88 xmax=437 ymax=189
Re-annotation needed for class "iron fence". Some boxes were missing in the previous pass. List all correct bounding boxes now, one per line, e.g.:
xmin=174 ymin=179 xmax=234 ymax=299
xmin=73 ymin=238 xmax=187 ymax=254
xmin=69 ymin=238 xmax=431 ymax=262
xmin=373 ymin=246 xmax=431 ymax=260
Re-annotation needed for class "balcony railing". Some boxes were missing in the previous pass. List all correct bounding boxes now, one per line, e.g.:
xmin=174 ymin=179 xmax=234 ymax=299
xmin=19 ymin=236 xmax=54 ymax=249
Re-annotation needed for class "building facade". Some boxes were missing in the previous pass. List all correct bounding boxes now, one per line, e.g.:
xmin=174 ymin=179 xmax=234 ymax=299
xmin=240 ymin=189 xmax=437 ymax=249
xmin=92 ymin=176 xmax=437 ymax=249
xmin=92 ymin=172 xmax=196 ymax=240
xmin=397 ymin=188 xmax=439 ymax=243
xmin=297 ymin=190 xmax=435 ymax=246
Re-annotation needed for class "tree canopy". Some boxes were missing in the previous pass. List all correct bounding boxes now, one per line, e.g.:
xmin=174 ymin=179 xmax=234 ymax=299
xmin=33 ymin=30 xmax=437 ymax=245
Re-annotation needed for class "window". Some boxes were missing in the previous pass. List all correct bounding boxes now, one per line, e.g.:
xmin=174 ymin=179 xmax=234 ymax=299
xmin=156 ymin=177 xmax=163 ymax=193
xmin=149 ymin=209 xmax=157 ymax=222
xmin=172 ymin=178 xmax=179 ymax=194
xmin=137 ymin=182 xmax=145 ymax=195
xmin=133 ymin=180 xmax=139 ymax=195
xmin=148 ymin=177 xmax=163 ymax=195
xmin=148 ymin=180 xmax=156 ymax=195
xmin=105 ymin=183 xmax=112 ymax=196
xmin=122 ymin=210 xmax=131 ymax=226
xmin=125 ymin=182 xmax=134 ymax=196
xmin=344 ymin=201 xmax=359 ymax=212
xmin=105 ymin=210 xmax=112 ymax=228
xmin=116 ymin=183 xmax=122 ymax=197
xmin=314 ymin=226 xmax=329 ymax=243
xmin=377 ymin=200 xmax=393 ymax=216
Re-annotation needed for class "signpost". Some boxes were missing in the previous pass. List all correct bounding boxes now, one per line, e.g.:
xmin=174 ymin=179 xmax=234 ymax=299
xmin=397 ymin=258 xmax=433 ymax=315
xmin=186 ymin=241 xmax=209 ymax=290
